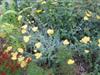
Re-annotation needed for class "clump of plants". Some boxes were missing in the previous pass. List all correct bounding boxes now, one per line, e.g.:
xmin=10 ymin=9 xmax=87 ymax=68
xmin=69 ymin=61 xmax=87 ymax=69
xmin=0 ymin=0 xmax=100 ymax=75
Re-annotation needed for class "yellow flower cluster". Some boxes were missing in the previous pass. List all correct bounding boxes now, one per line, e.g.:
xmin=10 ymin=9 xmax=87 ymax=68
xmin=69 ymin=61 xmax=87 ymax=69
xmin=84 ymin=10 xmax=92 ymax=21
xmin=67 ymin=59 xmax=75 ymax=65
xmin=17 ymin=55 xmax=28 ymax=68
xmin=23 ymin=35 xmax=31 ymax=43
xmin=35 ymin=9 xmax=43 ymax=14
xmin=47 ymin=29 xmax=54 ymax=36
xmin=33 ymin=50 xmax=42 ymax=59
xmin=34 ymin=52 xmax=42 ymax=59
xmin=17 ymin=48 xmax=24 ymax=54
xmin=96 ymin=15 xmax=100 ymax=20
xmin=98 ymin=39 xmax=100 ymax=47
xmin=63 ymin=39 xmax=70 ymax=45
xmin=41 ymin=1 xmax=46 ymax=4
xmin=35 ymin=42 xmax=42 ymax=48
xmin=32 ymin=26 xmax=38 ymax=32
xmin=11 ymin=51 xmax=32 ymax=68
xmin=11 ymin=52 xmax=18 ymax=60
xmin=80 ymin=36 xmax=91 ymax=44
xmin=5 ymin=46 xmax=13 ymax=52
xmin=21 ymin=25 xmax=27 ymax=34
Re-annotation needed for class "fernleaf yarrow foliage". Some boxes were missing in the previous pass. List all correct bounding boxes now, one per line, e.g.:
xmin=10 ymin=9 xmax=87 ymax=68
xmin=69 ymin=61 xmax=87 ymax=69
xmin=0 ymin=0 xmax=100 ymax=75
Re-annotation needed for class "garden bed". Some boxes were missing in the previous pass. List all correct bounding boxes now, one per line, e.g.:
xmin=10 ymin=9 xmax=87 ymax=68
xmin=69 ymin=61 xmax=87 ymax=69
xmin=0 ymin=0 xmax=100 ymax=75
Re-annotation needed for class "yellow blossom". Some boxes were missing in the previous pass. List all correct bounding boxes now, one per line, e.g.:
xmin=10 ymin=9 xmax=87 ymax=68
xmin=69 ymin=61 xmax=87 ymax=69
xmin=47 ymin=29 xmax=54 ymax=36
xmin=21 ymin=25 xmax=27 ymax=34
xmin=63 ymin=39 xmax=69 ymax=45
xmin=21 ymin=29 xmax=27 ymax=34
xmin=98 ymin=44 xmax=100 ymax=47
xmin=80 ymin=36 xmax=90 ymax=44
xmin=18 ymin=15 xmax=22 ymax=21
xmin=98 ymin=39 xmax=100 ymax=43
xmin=34 ymin=52 xmax=42 ymax=59
xmin=7 ymin=46 xmax=12 ymax=50
xmin=41 ymin=1 xmax=46 ymax=4
xmin=20 ymin=61 xmax=27 ymax=68
xmin=85 ymin=10 xmax=92 ymax=17
xmin=35 ymin=42 xmax=42 ymax=48
xmin=5 ymin=46 xmax=13 ymax=52
xmin=11 ymin=52 xmax=18 ymax=55
xmin=17 ymin=48 xmax=24 ymax=53
xmin=84 ymin=49 xmax=90 ymax=53
xmin=96 ymin=15 xmax=100 ymax=19
xmin=32 ymin=26 xmax=38 ymax=32
xmin=21 ymin=25 xmax=27 ymax=29
xmin=35 ymin=9 xmax=43 ymax=14
xmin=18 ymin=55 xmax=25 ymax=62
xmin=23 ymin=35 xmax=31 ymax=43
xmin=67 ymin=59 xmax=75 ymax=65
xmin=84 ymin=16 xmax=89 ymax=21
xmin=11 ymin=52 xmax=18 ymax=60
xmin=11 ymin=56 xmax=17 ymax=60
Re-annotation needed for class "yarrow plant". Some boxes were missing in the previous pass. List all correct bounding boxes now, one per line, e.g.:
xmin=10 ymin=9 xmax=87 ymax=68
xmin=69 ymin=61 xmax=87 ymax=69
xmin=0 ymin=0 xmax=100 ymax=75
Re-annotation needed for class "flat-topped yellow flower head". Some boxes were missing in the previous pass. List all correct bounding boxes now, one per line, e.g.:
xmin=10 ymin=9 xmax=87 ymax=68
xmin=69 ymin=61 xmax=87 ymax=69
xmin=35 ymin=9 xmax=43 ymax=14
xmin=47 ymin=29 xmax=54 ymax=36
xmin=34 ymin=52 xmax=42 ymax=59
xmin=41 ymin=1 xmax=46 ymax=4
xmin=67 ymin=59 xmax=75 ymax=65
xmin=17 ymin=48 xmax=24 ymax=53
xmin=11 ymin=52 xmax=18 ymax=60
xmin=21 ymin=25 xmax=28 ymax=34
xmin=23 ymin=35 xmax=31 ymax=43
xmin=98 ymin=39 xmax=100 ymax=43
xmin=7 ymin=46 xmax=13 ymax=50
xmin=84 ymin=16 xmax=89 ymax=21
xmin=18 ymin=55 xmax=25 ymax=62
xmin=85 ymin=10 xmax=92 ymax=17
xmin=98 ymin=44 xmax=100 ymax=47
xmin=63 ymin=39 xmax=70 ymax=45
xmin=21 ymin=29 xmax=27 ymax=34
xmin=21 ymin=25 xmax=28 ymax=29
xmin=96 ymin=15 xmax=100 ymax=20
xmin=32 ymin=26 xmax=38 ymax=32
xmin=20 ymin=61 xmax=27 ymax=68
xmin=35 ymin=42 xmax=42 ymax=48
xmin=5 ymin=46 xmax=13 ymax=52
xmin=80 ymin=36 xmax=90 ymax=44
